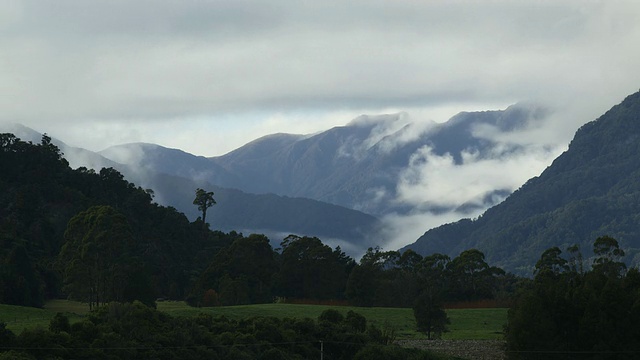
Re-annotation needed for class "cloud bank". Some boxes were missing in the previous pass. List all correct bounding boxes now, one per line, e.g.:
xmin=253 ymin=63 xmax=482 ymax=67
xmin=379 ymin=106 xmax=567 ymax=251
xmin=0 ymin=1 xmax=639 ymax=156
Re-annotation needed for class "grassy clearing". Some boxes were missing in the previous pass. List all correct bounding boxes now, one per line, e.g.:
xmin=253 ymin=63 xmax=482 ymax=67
xmin=0 ymin=304 xmax=53 ymax=334
xmin=1 ymin=300 xmax=507 ymax=340
xmin=158 ymin=302 xmax=420 ymax=338
xmin=157 ymin=301 xmax=507 ymax=340
xmin=0 ymin=300 xmax=89 ymax=333
xmin=443 ymin=308 xmax=507 ymax=340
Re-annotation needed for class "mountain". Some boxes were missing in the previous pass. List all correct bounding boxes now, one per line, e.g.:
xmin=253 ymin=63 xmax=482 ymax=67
xmin=403 ymin=90 xmax=640 ymax=274
xmin=0 ymin=123 xmax=121 ymax=171
xmin=210 ymin=105 xmax=548 ymax=215
xmin=100 ymin=104 xmax=549 ymax=216
xmin=99 ymin=143 xmax=239 ymax=186
xmin=0 ymin=123 xmax=381 ymax=253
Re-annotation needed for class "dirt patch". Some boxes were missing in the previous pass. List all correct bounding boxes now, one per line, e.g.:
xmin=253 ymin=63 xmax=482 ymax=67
xmin=396 ymin=339 xmax=506 ymax=360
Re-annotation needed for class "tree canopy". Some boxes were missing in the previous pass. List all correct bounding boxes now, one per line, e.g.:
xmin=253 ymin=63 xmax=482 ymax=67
xmin=193 ymin=188 xmax=216 ymax=227
xmin=506 ymin=236 xmax=640 ymax=359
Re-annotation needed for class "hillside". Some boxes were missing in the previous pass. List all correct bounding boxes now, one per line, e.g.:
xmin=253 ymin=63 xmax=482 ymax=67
xmin=211 ymin=105 xmax=548 ymax=215
xmin=404 ymin=90 xmax=640 ymax=274
xmin=130 ymin=171 xmax=382 ymax=252
xmin=0 ymin=124 xmax=382 ymax=252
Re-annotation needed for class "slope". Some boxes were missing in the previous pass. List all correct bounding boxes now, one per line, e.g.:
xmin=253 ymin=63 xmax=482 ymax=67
xmin=404 ymin=90 xmax=640 ymax=274
xmin=210 ymin=105 xmax=549 ymax=215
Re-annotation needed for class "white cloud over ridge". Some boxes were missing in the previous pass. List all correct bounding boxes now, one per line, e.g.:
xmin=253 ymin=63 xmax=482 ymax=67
xmin=374 ymin=105 xmax=568 ymax=251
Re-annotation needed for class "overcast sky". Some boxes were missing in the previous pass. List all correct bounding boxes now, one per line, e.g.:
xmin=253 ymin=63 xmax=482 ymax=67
xmin=1 ymin=0 xmax=640 ymax=157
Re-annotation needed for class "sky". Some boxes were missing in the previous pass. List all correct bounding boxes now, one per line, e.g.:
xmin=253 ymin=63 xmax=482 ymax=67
xmin=2 ymin=0 xmax=640 ymax=158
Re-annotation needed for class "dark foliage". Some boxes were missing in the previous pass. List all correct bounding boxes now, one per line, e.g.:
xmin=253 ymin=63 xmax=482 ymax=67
xmin=0 ymin=302 xmax=438 ymax=360
xmin=0 ymin=134 xmax=237 ymax=306
xmin=506 ymin=237 xmax=640 ymax=359
xmin=346 ymin=247 xmax=509 ymax=309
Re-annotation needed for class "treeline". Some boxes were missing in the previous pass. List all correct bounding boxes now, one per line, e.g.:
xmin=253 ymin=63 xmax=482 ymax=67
xmin=0 ymin=133 xmax=237 ymax=307
xmin=506 ymin=236 xmax=640 ymax=359
xmin=0 ymin=302 xmax=438 ymax=360
xmin=0 ymin=133 xmax=512 ymax=312
xmin=188 ymin=236 xmax=513 ymax=308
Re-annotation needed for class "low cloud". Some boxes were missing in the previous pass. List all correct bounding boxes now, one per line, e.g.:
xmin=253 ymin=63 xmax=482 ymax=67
xmin=395 ymin=144 xmax=561 ymax=210
xmin=379 ymin=210 xmax=474 ymax=253
xmin=379 ymin=107 xmax=568 ymax=251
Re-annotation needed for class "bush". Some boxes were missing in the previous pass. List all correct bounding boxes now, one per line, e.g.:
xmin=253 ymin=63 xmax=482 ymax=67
xmin=318 ymin=309 xmax=344 ymax=324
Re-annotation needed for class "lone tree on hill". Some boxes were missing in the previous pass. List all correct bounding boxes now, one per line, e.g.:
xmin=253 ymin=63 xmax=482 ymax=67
xmin=193 ymin=188 xmax=216 ymax=227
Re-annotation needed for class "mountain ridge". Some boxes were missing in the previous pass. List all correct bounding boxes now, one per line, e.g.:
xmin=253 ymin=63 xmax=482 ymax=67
xmin=403 ymin=90 xmax=640 ymax=274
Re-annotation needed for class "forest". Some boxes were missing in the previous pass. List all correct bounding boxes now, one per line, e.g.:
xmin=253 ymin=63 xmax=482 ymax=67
xmin=3 ymin=132 xmax=640 ymax=359
xmin=506 ymin=236 xmax=640 ymax=359
xmin=0 ymin=132 xmax=512 ymax=311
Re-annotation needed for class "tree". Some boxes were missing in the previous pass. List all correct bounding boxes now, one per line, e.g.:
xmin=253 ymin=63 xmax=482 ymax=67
xmin=592 ymin=235 xmax=626 ymax=277
xmin=0 ymin=244 xmax=44 ymax=307
xmin=506 ymin=237 xmax=640 ymax=359
xmin=413 ymin=291 xmax=449 ymax=340
xmin=534 ymin=247 xmax=568 ymax=277
xmin=412 ymin=253 xmax=450 ymax=340
xmin=193 ymin=234 xmax=277 ymax=305
xmin=275 ymin=235 xmax=353 ymax=301
xmin=449 ymin=249 xmax=500 ymax=300
xmin=346 ymin=247 xmax=400 ymax=307
xmin=58 ymin=206 xmax=137 ymax=309
xmin=193 ymin=188 xmax=216 ymax=227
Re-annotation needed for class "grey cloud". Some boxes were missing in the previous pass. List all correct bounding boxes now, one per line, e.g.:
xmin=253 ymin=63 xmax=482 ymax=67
xmin=2 ymin=0 xmax=639 ymax=128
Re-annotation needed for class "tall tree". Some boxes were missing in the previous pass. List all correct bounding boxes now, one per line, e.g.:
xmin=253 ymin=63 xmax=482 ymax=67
xmin=192 ymin=234 xmax=277 ymax=305
xmin=413 ymin=253 xmax=450 ymax=339
xmin=592 ymin=235 xmax=626 ymax=277
xmin=193 ymin=188 xmax=216 ymax=227
xmin=275 ymin=235 xmax=354 ymax=300
xmin=58 ymin=206 xmax=137 ymax=309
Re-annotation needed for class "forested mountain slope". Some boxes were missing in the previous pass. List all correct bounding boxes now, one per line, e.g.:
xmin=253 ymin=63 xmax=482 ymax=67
xmin=404 ymin=90 xmax=640 ymax=274
xmin=0 ymin=124 xmax=382 ymax=252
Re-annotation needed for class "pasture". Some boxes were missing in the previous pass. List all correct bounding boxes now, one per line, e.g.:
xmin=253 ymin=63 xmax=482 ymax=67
xmin=0 ymin=300 xmax=507 ymax=340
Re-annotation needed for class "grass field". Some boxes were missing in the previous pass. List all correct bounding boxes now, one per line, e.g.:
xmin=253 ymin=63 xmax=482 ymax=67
xmin=0 ymin=300 xmax=507 ymax=340
xmin=0 ymin=300 xmax=89 ymax=334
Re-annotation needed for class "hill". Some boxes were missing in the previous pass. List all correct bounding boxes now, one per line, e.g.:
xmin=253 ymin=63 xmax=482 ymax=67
xmin=404 ymin=90 xmax=640 ymax=274
xmin=211 ymin=105 xmax=549 ymax=215
xmin=0 ymin=124 xmax=382 ymax=252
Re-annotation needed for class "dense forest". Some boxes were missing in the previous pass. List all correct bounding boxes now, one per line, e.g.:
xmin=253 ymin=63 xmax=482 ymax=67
xmin=506 ymin=236 xmax=640 ymax=359
xmin=0 ymin=132 xmax=512 ymax=312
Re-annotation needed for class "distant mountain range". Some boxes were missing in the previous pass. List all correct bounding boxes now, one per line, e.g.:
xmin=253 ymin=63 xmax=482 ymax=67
xmin=101 ymin=103 xmax=549 ymax=216
xmin=403 ymin=90 xmax=640 ymax=274
xmin=1 ymin=101 xmax=565 ymax=263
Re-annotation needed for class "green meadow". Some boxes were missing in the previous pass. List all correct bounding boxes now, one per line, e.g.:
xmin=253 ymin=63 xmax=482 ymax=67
xmin=0 ymin=300 xmax=507 ymax=340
